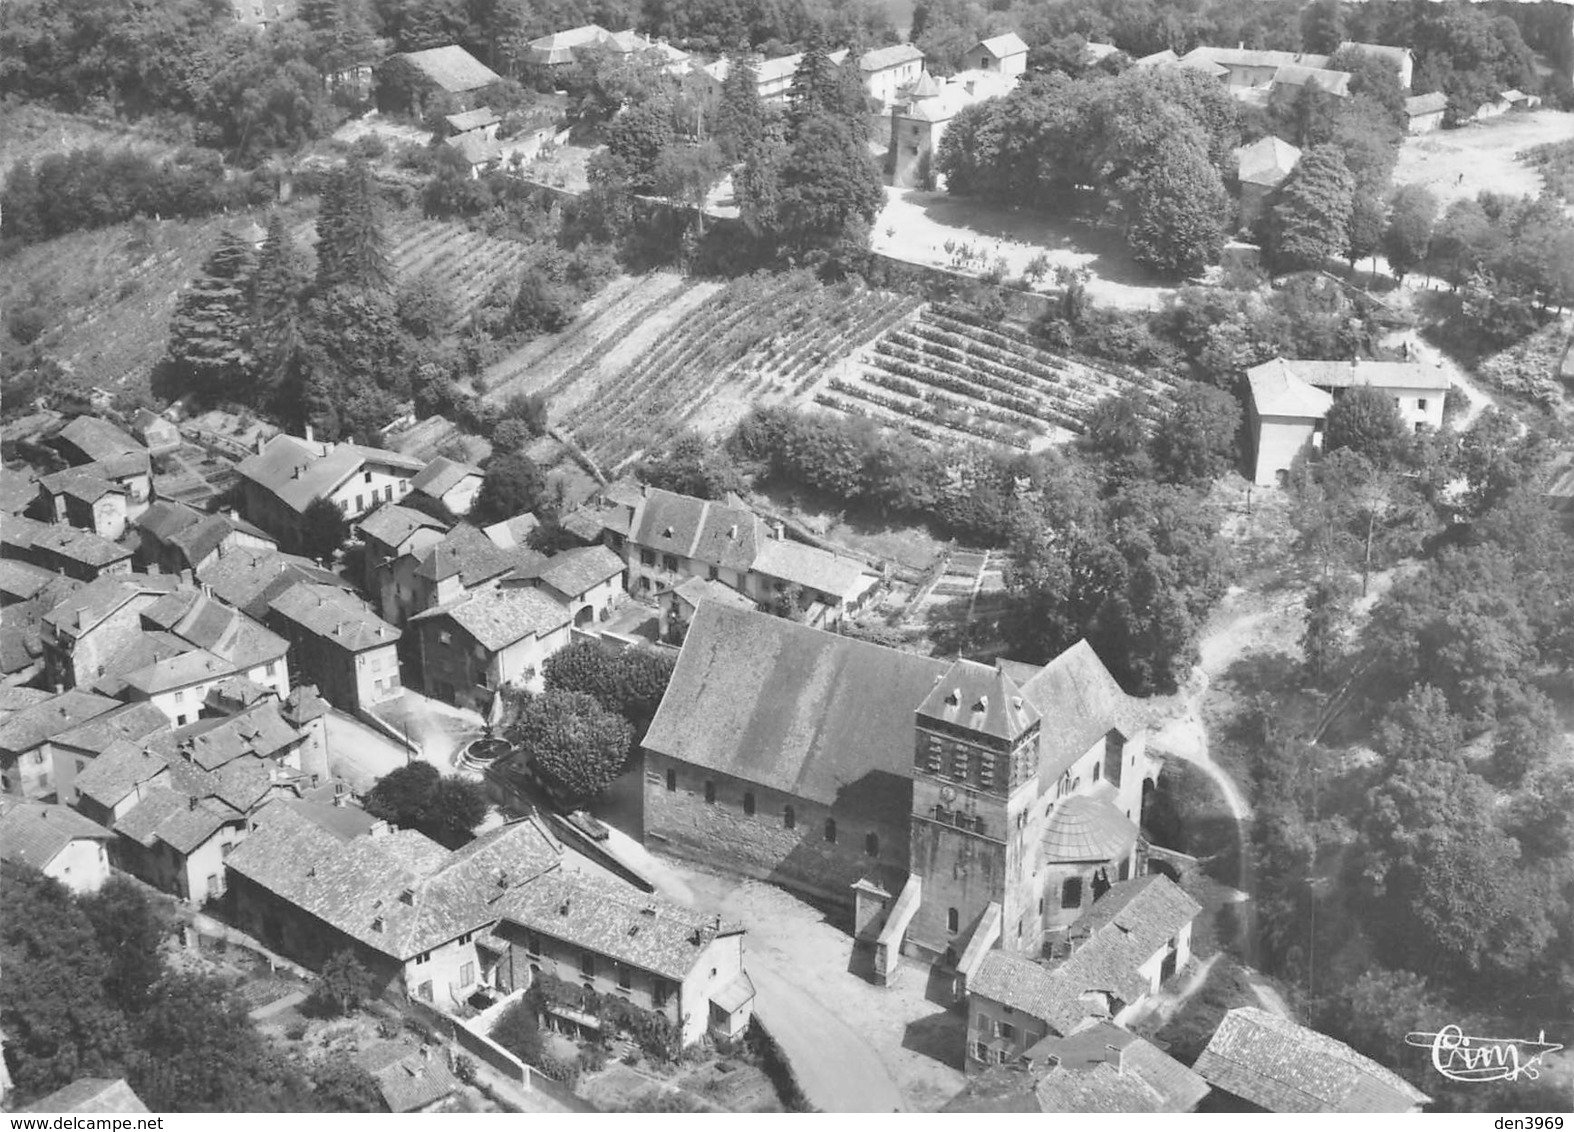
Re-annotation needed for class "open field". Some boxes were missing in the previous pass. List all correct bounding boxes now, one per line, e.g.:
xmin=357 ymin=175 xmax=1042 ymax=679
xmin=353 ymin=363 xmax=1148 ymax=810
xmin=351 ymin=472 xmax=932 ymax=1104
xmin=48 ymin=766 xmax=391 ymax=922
xmin=0 ymin=102 xmax=183 ymax=175
xmin=1394 ymin=108 xmax=1574 ymax=209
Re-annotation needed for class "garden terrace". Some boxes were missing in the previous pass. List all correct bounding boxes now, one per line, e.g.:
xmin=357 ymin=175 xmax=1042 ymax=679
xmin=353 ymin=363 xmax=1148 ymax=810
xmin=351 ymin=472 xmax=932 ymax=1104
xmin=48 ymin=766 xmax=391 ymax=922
xmin=384 ymin=214 xmax=538 ymax=332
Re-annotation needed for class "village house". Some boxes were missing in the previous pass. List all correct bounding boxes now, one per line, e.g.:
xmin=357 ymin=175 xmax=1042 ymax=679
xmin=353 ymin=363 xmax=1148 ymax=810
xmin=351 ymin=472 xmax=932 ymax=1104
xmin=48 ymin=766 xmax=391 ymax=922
xmin=4 ymin=515 xmax=133 ymax=581
xmin=658 ymin=575 xmax=758 ymax=644
xmin=642 ymin=604 xmax=1161 ymax=989
xmin=1235 ymin=136 xmax=1301 ymax=228
xmin=45 ymin=701 xmax=172 ymax=808
xmin=130 ymin=408 xmax=181 ymax=457
xmin=527 ymin=24 xmax=689 ymax=74
xmin=505 ymin=544 xmax=625 ymax=628
xmin=359 ymin=503 xmax=450 ymax=624
xmin=409 ymin=456 xmax=484 ymax=518
xmin=699 ymin=49 xmax=850 ymax=105
xmin=889 ymin=69 xmax=1018 ymax=190
xmin=224 ymin=802 xmax=752 ymax=1045
xmin=0 ymin=467 xmax=40 ymax=516
xmin=235 ymin=431 xmax=426 ymax=552
xmin=1404 ymin=90 xmax=1448 ymax=133
xmin=0 ymin=689 xmax=120 ymax=799
xmin=22 ymin=1079 xmax=151 ymax=1115
xmin=37 ymin=467 xmax=130 ymax=540
xmin=481 ymin=512 xmax=540 ymax=550
xmin=1175 ymin=46 xmax=1331 ymax=99
xmin=1268 ymin=64 xmax=1353 ymax=105
xmin=133 ymin=502 xmax=277 ymax=577
xmin=1336 ymin=41 xmax=1415 ymax=90
xmin=859 ymin=43 xmax=926 ymax=108
xmin=381 ymin=45 xmax=501 ymax=114
xmin=944 ymin=1022 xmax=1209 ymax=1112
xmin=1247 ymin=357 xmax=1451 ymax=486
xmin=965 ymin=874 xmax=1201 ymax=1070
xmin=197 ymin=544 xmax=353 ymax=621
xmin=39 ymin=572 xmax=182 ymax=689
xmin=265 ymin=582 xmax=401 ymax=713
xmin=409 ymin=584 xmax=572 ymax=708
xmin=1194 ymin=1007 xmax=1431 ymax=1111
xmin=410 ymin=524 xmax=523 ymax=615
xmin=963 ymin=32 xmax=1029 ymax=78
xmin=48 ymin=416 xmax=152 ymax=521
xmin=0 ymin=561 xmax=58 ymax=609
xmin=0 ymin=797 xmax=115 ymax=894
xmin=355 ymin=1043 xmax=460 ymax=1113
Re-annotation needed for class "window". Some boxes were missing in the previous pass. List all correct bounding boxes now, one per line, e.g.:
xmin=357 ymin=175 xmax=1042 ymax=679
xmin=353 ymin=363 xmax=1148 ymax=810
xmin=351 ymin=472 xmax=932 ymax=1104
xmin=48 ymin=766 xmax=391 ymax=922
xmin=970 ymin=1041 xmax=987 ymax=1063
xmin=654 ymin=980 xmax=671 ymax=1008
xmin=1418 ymin=398 xmax=1429 ymax=411
xmin=364 ymin=471 xmax=373 ymax=484
xmin=824 ymin=818 xmax=836 ymax=843
xmin=339 ymin=500 xmax=349 ymax=513
xmin=460 ymin=961 xmax=475 ymax=986
xmin=356 ymin=494 xmax=364 ymax=512
xmin=1038 ymin=897 xmax=1044 ymax=916
xmin=207 ymin=874 xmax=221 ymax=897
xmin=580 ymin=952 xmax=595 ymax=977
xmin=265 ymin=661 xmax=278 ymax=678
xmin=175 ymin=689 xmax=185 ymax=703
xmin=76 ymin=760 xmax=86 ymax=773
xmin=997 ymin=1021 xmax=1016 ymax=1041
xmin=704 ymin=781 xmax=716 ymax=804
xmin=618 ymin=965 xmax=632 ymax=990
xmin=1062 ymin=877 xmax=1083 ymax=909
xmin=414 ymin=951 xmax=431 ymax=964
xmin=439 ymin=630 xmax=452 ymax=645
xmin=865 ymin=832 xmax=879 ymax=857
xmin=666 ymin=768 xmax=677 ymax=792
xmin=783 ymin=805 xmax=795 ymax=830
xmin=221 ymin=842 xmax=234 ymax=858
xmin=662 ymin=554 xmax=679 ymax=572
xmin=1092 ymin=759 xmax=1101 ymax=782
xmin=947 ymin=907 xmax=959 ymax=933
xmin=1119 ymin=859 xmax=1130 ymax=880
xmin=459 ymin=932 xmax=474 ymax=945
xmin=709 ymin=566 xmax=720 ymax=581
xmin=975 ymin=1012 xmax=989 ymax=1030
xmin=743 ymin=792 xmax=755 ymax=816
xmin=639 ymin=549 xmax=656 ymax=566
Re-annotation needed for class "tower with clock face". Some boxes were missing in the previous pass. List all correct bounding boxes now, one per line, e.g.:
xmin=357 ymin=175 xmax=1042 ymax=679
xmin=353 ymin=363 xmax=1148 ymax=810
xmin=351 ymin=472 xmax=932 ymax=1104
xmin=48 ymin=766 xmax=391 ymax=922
xmin=906 ymin=659 xmax=1045 ymax=964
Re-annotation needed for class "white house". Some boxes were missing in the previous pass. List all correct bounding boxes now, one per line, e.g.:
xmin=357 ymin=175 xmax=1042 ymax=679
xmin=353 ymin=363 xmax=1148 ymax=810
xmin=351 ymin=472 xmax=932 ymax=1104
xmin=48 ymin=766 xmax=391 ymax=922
xmin=0 ymin=798 xmax=114 ymax=893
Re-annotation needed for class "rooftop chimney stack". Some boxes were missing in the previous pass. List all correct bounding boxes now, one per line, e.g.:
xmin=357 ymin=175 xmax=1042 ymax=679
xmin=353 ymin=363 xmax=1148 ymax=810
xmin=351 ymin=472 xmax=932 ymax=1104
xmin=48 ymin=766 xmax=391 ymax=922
xmin=304 ymin=423 xmax=315 ymax=444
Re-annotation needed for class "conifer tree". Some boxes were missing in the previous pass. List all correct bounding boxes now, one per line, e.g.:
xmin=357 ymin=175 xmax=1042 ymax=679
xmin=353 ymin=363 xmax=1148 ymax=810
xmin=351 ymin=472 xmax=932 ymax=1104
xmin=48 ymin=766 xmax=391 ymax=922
xmin=1269 ymin=144 xmax=1355 ymax=270
xmin=250 ymin=213 xmax=310 ymax=405
xmin=315 ymin=159 xmax=391 ymax=292
xmin=715 ymin=54 xmax=766 ymax=162
xmin=168 ymin=230 xmax=257 ymax=402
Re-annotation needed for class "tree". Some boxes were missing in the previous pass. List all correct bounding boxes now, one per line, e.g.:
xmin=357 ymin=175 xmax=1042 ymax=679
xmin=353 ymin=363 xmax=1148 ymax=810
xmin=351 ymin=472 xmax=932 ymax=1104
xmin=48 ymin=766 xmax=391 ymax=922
xmin=251 ymin=213 xmax=311 ymax=406
xmin=299 ymin=497 xmax=349 ymax=562
xmin=1149 ymin=381 xmax=1241 ymax=484
xmin=1426 ymin=198 xmax=1501 ymax=288
xmin=606 ymin=99 xmax=676 ymax=191
xmin=506 ymin=689 xmax=632 ymax=805
xmin=168 ymin=230 xmax=257 ymax=403
xmin=1382 ymin=184 xmax=1437 ymax=281
xmin=316 ymin=160 xmax=392 ymax=293
xmin=309 ymin=1054 xmax=384 ymax=1112
xmin=714 ymin=54 xmax=766 ymax=162
xmin=787 ymin=38 xmax=863 ymax=135
xmin=775 ymin=112 xmax=883 ymax=257
xmin=80 ymin=878 xmax=170 ymax=1014
xmin=1270 ymin=144 xmax=1355 ymax=270
xmin=362 ymin=762 xmax=489 ymax=848
xmin=653 ymin=141 xmax=725 ymax=234
xmin=1346 ymin=189 xmax=1387 ymax=276
xmin=307 ymin=951 xmax=375 ymax=1017
xmin=637 ymin=431 xmax=743 ymax=499
xmin=490 ymin=999 xmax=544 ymax=1062
xmin=541 ymin=642 xmax=675 ymax=739
xmin=1080 ymin=392 xmax=1154 ymax=485
xmin=472 ymin=451 xmax=548 ymax=524
xmin=1302 ymin=577 xmax=1350 ymax=685
xmin=1324 ymin=386 xmax=1404 ymax=464
xmin=1301 ymin=0 xmax=1347 ymax=54
xmin=1120 ymin=130 xmax=1228 ymax=277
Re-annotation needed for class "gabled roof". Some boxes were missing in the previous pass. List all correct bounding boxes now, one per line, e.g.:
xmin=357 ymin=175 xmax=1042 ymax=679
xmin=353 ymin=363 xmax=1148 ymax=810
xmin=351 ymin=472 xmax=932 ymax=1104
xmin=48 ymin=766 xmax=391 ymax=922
xmin=443 ymin=107 xmax=500 ymax=133
xmin=40 ymin=466 xmax=124 ymax=504
xmin=1274 ymin=64 xmax=1351 ymax=96
xmin=360 ymin=503 xmax=450 ymax=552
xmin=393 ymin=45 xmax=501 ymax=93
xmin=751 ymin=537 xmax=872 ymax=601
xmin=357 ymin=1041 xmax=460 ymax=1112
xmin=44 ymin=573 xmax=178 ymax=639
xmin=971 ymin=950 xmax=1088 ymax=1032
xmin=0 ymin=798 xmax=114 ymax=870
xmin=118 ymin=646 xmax=235 ymax=695
xmin=0 ymin=690 xmax=119 ymax=755
xmin=23 ymin=1078 xmax=150 ymax=1114
xmin=56 ymin=416 xmax=143 ymax=464
xmin=411 ymin=456 xmax=482 ymax=500
xmin=669 ymin=575 xmax=758 ymax=613
xmin=236 ymin=435 xmax=422 ymax=515
xmin=1029 ymin=1024 xmax=1210 ymax=1112
xmin=1015 ymin=639 xmax=1137 ymax=782
xmin=170 ymin=512 xmax=274 ymax=565
xmin=1236 ymin=135 xmax=1301 ymax=187
xmin=1181 ymin=46 xmax=1330 ymax=71
xmin=512 ymin=544 xmax=624 ymax=599
xmin=0 ymin=465 xmax=39 ymax=514
xmin=113 ymin=785 xmax=239 ymax=853
xmin=974 ymin=32 xmax=1028 ymax=58
xmin=482 ymin=512 xmax=541 ymax=549
xmin=227 ymin=805 xmax=564 ymax=960
xmin=1059 ymin=875 xmax=1201 ymax=1002
xmin=1405 ymin=91 xmax=1447 ymax=115
xmin=149 ymin=703 xmax=304 ymax=771
xmin=1246 ymin=358 xmax=1337 ymax=420
xmin=446 ymin=131 xmax=502 ymax=166
xmin=860 ymin=43 xmax=924 ymax=72
xmin=198 ymin=545 xmax=349 ymax=619
xmin=32 ymin=524 xmax=131 ymax=568
xmin=269 ymin=582 xmax=399 ymax=652
xmin=135 ymin=499 xmax=204 ymax=543
xmin=0 ymin=559 xmax=60 ymax=603
xmin=49 ymin=702 xmax=171 ymax=756
xmin=90 ymin=631 xmax=201 ymax=697
xmin=0 ymin=686 xmax=52 ymax=718
xmin=411 ymin=585 xmax=570 ymax=652
xmin=1043 ymin=795 xmax=1139 ymax=863
xmin=1135 ymin=49 xmax=1179 ymax=67
xmin=1194 ymin=1007 xmax=1431 ymax=1112
xmin=642 ymin=604 xmax=948 ymax=807
xmin=74 ymin=740 xmax=167 ymax=808
xmin=918 ymin=658 xmax=1039 ymax=742
xmin=414 ymin=524 xmax=520 ymax=588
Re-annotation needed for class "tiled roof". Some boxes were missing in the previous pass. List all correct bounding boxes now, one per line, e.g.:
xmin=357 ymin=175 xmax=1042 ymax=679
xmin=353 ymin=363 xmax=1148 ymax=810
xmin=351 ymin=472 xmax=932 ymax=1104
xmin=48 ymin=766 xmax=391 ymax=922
xmin=1028 ymin=1024 xmax=1210 ymax=1112
xmin=1405 ymin=91 xmax=1447 ymax=115
xmin=643 ymin=604 xmax=948 ymax=808
xmin=751 ymin=537 xmax=872 ymax=600
xmin=360 ymin=503 xmax=449 ymax=551
xmin=74 ymin=740 xmax=167 ymax=808
xmin=394 ymin=45 xmax=501 ymax=92
xmin=356 ymin=1042 xmax=459 ymax=1112
xmin=1247 ymin=358 xmax=1336 ymax=419
xmin=136 ymin=499 xmax=204 ymax=542
xmin=1236 ymin=135 xmax=1301 ymax=186
xmin=447 ymin=132 xmax=501 ymax=166
xmin=1043 ymin=795 xmax=1139 ymax=863
xmin=283 ymin=684 xmax=331 ymax=725
xmin=279 ymin=797 xmax=380 ymax=841
xmin=1181 ymin=46 xmax=1330 ymax=70
xmin=482 ymin=512 xmax=541 ymax=549
xmin=411 ymin=456 xmax=482 ymax=499
xmin=226 ymin=805 xmax=563 ymax=960
xmin=0 ymin=466 xmax=39 ymax=514
xmin=45 ymin=574 xmax=177 ymax=638
xmin=1 ymin=514 xmax=48 ymax=553
xmin=50 ymin=702 xmax=171 ymax=756
xmin=171 ymin=512 xmax=273 ymax=565
xmin=414 ymin=524 xmax=518 ymax=587
xmin=198 ymin=545 xmax=348 ymax=619
xmin=0 ymin=690 xmax=119 ymax=755
xmin=269 ymin=582 xmax=399 ymax=652
xmin=119 ymin=647 xmax=236 ymax=695
xmin=205 ymin=675 xmax=276 ymax=711
xmin=23 ymin=1078 xmax=150 ymax=1114
xmin=40 ymin=466 xmax=123 ymax=504
xmin=443 ymin=107 xmax=500 ymax=133
xmin=114 ymin=785 xmax=237 ymax=853
xmin=670 ymin=575 xmax=757 ymax=612
xmin=918 ymin=658 xmax=1040 ymax=742
xmin=0 ymin=798 xmax=114 ymax=869
xmin=497 ymin=867 xmax=740 ymax=981
xmin=148 ymin=703 xmax=303 ymax=770
xmin=860 ymin=43 xmax=924 ymax=71
xmin=237 ymin=435 xmax=422 ymax=515
xmin=412 ymin=585 xmax=570 ymax=652
xmin=32 ymin=523 xmax=131 ymax=567
xmin=1016 ymin=639 xmax=1137 ymax=781
xmin=513 ymin=544 xmax=624 ymax=599
xmin=1193 ymin=1007 xmax=1430 ymax=1112
xmin=1135 ymin=49 xmax=1179 ymax=67
xmin=0 ymin=559 xmax=58 ymax=602
xmin=1056 ymin=875 xmax=1200 ymax=1003
xmin=971 ymin=951 xmax=1086 ymax=1032
xmin=0 ymin=686 xmax=52 ymax=716
xmin=1270 ymin=358 xmax=1450 ymax=392
xmin=975 ymin=32 xmax=1028 ymax=57
xmin=1274 ymin=64 xmax=1352 ymax=96
xmin=57 ymin=417 xmax=143 ymax=464
xmin=89 ymin=631 xmax=195 ymax=697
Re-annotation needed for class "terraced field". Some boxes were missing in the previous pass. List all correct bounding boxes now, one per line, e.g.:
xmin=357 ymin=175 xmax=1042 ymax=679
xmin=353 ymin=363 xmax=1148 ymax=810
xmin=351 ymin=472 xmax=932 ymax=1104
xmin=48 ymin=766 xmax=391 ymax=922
xmin=816 ymin=304 xmax=1176 ymax=450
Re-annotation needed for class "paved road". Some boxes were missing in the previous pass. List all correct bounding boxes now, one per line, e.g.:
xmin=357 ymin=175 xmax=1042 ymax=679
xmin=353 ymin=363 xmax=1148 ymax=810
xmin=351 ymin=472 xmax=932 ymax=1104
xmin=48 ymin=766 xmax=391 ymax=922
xmin=748 ymin=962 xmax=905 ymax=1113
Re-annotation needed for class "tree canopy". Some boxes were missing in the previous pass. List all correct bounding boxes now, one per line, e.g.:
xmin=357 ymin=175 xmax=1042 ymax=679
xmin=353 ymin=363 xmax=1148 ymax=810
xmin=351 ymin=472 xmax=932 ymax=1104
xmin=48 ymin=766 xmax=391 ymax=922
xmin=506 ymin=689 xmax=632 ymax=805
xmin=362 ymin=761 xmax=489 ymax=848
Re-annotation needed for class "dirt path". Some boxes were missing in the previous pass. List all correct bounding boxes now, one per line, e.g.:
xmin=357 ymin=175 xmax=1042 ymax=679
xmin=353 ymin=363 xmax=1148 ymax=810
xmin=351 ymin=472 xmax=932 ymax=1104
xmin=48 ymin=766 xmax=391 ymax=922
xmin=1381 ymin=328 xmax=1494 ymax=431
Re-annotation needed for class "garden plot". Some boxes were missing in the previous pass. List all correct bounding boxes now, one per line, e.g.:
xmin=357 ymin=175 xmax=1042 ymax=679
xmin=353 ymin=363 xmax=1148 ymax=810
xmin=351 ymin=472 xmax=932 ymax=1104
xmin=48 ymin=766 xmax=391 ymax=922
xmin=818 ymin=304 xmax=1175 ymax=450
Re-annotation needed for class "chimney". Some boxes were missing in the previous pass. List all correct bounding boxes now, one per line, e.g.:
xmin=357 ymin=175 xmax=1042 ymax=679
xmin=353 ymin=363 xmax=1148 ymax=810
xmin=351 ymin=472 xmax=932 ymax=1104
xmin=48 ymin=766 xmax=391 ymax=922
xmin=291 ymin=466 xmax=302 ymax=479
xmin=399 ymin=888 xmax=415 ymax=905
xmin=229 ymin=508 xmax=239 ymax=522
xmin=187 ymin=795 xmax=199 ymax=811
xmin=304 ymin=423 xmax=315 ymax=444
xmin=420 ymin=1046 xmax=431 ymax=1062
xmin=254 ymin=435 xmax=268 ymax=456
xmin=369 ymin=819 xmax=390 ymax=838
xmin=180 ymin=569 xmax=193 ymax=586
xmin=1107 ymin=1044 xmax=1126 ymax=1072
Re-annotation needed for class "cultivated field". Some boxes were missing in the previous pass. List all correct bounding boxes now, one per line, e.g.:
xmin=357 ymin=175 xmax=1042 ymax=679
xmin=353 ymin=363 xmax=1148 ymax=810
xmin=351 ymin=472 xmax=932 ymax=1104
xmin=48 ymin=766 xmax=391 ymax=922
xmin=819 ymin=303 xmax=1176 ymax=450
xmin=382 ymin=212 xmax=537 ymax=331
xmin=484 ymin=271 xmax=923 ymax=473
xmin=1394 ymin=108 xmax=1574 ymax=209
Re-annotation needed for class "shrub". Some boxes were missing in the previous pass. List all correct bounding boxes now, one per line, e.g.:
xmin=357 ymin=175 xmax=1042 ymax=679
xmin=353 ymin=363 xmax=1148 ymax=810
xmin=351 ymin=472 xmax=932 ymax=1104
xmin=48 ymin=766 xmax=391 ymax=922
xmin=452 ymin=1054 xmax=477 ymax=1085
xmin=6 ymin=307 xmax=48 ymax=345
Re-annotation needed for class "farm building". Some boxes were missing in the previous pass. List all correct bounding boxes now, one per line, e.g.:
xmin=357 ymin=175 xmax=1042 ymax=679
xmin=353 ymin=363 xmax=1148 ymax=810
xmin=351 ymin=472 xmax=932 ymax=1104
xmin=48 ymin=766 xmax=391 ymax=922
xmin=641 ymin=603 xmax=1161 ymax=990
xmin=1268 ymin=64 xmax=1351 ymax=108
xmin=505 ymin=544 xmax=625 ymax=628
xmin=37 ymin=467 xmax=130 ymax=541
xmin=408 ymin=583 xmax=571 ymax=707
xmin=1246 ymin=358 xmax=1449 ymax=486
xmin=0 ymin=798 xmax=115 ymax=893
xmin=658 ymin=575 xmax=758 ymax=644
xmin=131 ymin=409 xmax=181 ymax=456
xmin=1235 ymin=136 xmax=1301 ymax=227
xmin=963 ymin=33 xmax=1029 ymax=78
xmin=699 ymin=49 xmax=849 ymax=104
xmin=409 ymin=455 xmax=483 ymax=517
xmin=1335 ymin=41 xmax=1414 ymax=90
xmin=380 ymin=45 xmax=501 ymax=114
xmin=859 ymin=43 xmax=926 ymax=107
xmin=527 ymin=25 xmax=689 ymax=73
xmin=265 ymin=583 xmax=400 ymax=713
xmin=1404 ymin=91 xmax=1448 ymax=133
xmin=359 ymin=503 xmax=450 ymax=624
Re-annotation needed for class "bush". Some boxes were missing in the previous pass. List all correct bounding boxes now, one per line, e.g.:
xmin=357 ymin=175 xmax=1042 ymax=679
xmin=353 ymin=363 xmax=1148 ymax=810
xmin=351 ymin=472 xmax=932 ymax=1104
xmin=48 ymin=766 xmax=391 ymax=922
xmin=6 ymin=307 xmax=48 ymax=345
xmin=452 ymin=1054 xmax=477 ymax=1085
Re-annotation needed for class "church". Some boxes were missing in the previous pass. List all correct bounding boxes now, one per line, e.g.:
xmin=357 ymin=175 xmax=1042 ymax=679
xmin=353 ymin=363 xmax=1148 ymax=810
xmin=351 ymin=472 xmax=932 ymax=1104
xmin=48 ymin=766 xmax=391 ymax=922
xmin=640 ymin=604 xmax=1161 ymax=986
